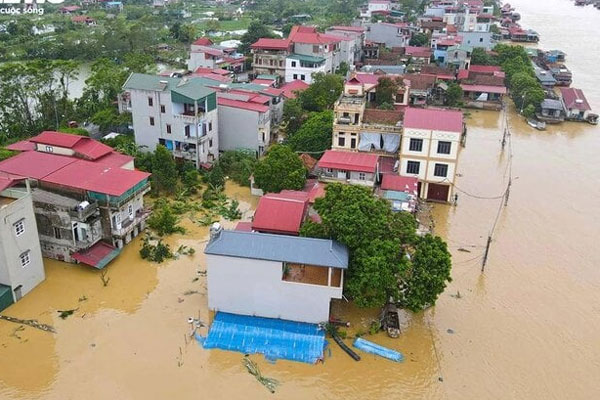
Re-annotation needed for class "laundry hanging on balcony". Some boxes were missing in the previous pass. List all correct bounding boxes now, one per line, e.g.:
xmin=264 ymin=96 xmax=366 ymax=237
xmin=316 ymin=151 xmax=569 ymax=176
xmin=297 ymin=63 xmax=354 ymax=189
xmin=358 ymin=132 xmax=382 ymax=151
xmin=382 ymin=134 xmax=400 ymax=153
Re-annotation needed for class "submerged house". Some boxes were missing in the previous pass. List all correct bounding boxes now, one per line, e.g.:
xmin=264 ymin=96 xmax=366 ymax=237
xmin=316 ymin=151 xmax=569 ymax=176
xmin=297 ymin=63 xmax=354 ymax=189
xmin=537 ymin=99 xmax=565 ymax=123
xmin=316 ymin=150 xmax=380 ymax=187
xmin=0 ymin=132 xmax=151 ymax=267
xmin=559 ymin=87 xmax=598 ymax=124
xmin=205 ymin=226 xmax=349 ymax=324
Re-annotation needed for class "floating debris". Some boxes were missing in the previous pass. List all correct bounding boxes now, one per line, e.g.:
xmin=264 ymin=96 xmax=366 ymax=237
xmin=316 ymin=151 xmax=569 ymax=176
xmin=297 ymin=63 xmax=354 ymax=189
xmin=458 ymin=248 xmax=472 ymax=253
xmin=447 ymin=328 xmax=455 ymax=334
xmin=0 ymin=315 xmax=56 ymax=333
xmin=242 ymin=356 xmax=279 ymax=393
xmin=57 ymin=308 xmax=78 ymax=319
xmin=183 ymin=290 xmax=199 ymax=296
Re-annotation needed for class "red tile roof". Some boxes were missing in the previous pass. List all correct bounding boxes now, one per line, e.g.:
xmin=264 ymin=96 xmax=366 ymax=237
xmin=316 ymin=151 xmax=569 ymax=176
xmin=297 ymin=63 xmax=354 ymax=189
xmin=261 ymin=87 xmax=285 ymax=97
xmin=330 ymin=26 xmax=366 ymax=33
xmin=404 ymin=46 xmax=432 ymax=58
xmin=217 ymin=97 xmax=270 ymax=113
xmin=289 ymin=26 xmax=341 ymax=45
xmin=303 ymin=179 xmax=325 ymax=203
xmin=251 ymin=192 xmax=309 ymax=235
xmin=460 ymin=84 xmax=507 ymax=94
xmin=42 ymin=159 xmax=150 ymax=196
xmin=318 ymin=150 xmax=379 ymax=173
xmin=0 ymin=151 xmax=77 ymax=180
xmin=0 ymin=174 xmax=25 ymax=192
xmin=469 ymin=65 xmax=503 ymax=74
xmin=560 ymin=87 xmax=591 ymax=111
xmin=403 ymin=107 xmax=463 ymax=133
xmin=234 ymin=221 xmax=253 ymax=232
xmin=192 ymin=37 xmax=213 ymax=46
xmin=95 ymin=151 xmax=134 ymax=168
xmin=251 ymin=38 xmax=292 ymax=50
xmin=5 ymin=140 xmax=35 ymax=152
xmin=252 ymin=78 xmax=276 ymax=86
xmin=194 ymin=67 xmax=230 ymax=75
xmin=381 ymin=175 xmax=418 ymax=192
xmin=29 ymin=131 xmax=113 ymax=160
xmin=71 ymin=241 xmax=120 ymax=269
xmin=280 ymin=80 xmax=309 ymax=99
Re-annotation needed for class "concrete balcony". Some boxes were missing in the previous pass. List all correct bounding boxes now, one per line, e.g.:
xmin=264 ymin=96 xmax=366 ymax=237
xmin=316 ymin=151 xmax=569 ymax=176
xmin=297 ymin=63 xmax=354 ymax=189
xmin=112 ymin=208 xmax=151 ymax=237
xmin=68 ymin=201 xmax=99 ymax=221
xmin=174 ymin=113 xmax=199 ymax=124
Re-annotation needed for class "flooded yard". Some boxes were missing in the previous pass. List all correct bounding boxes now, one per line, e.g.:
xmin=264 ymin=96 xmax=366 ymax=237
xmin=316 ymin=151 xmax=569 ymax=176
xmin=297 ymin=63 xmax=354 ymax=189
xmin=1 ymin=0 xmax=600 ymax=398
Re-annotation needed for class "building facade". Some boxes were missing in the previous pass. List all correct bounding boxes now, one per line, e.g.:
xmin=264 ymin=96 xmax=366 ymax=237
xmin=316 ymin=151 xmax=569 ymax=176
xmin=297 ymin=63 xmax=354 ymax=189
xmin=205 ymin=227 xmax=348 ymax=324
xmin=284 ymin=54 xmax=327 ymax=84
xmin=0 ymin=177 xmax=45 ymax=311
xmin=399 ymin=108 xmax=465 ymax=202
xmin=122 ymin=73 xmax=220 ymax=167
xmin=217 ymin=98 xmax=271 ymax=156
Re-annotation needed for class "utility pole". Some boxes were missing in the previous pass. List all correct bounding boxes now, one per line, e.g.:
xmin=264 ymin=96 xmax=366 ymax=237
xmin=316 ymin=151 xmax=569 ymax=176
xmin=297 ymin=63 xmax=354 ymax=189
xmin=481 ymin=235 xmax=492 ymax=272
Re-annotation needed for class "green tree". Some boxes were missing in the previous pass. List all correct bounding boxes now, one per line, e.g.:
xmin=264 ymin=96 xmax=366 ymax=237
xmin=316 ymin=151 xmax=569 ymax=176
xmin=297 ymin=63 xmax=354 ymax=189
xmin=375 ymin=76 xmax=401 ymax=106
xmin=298 ymin=73 xmax=344 ymax=112
xmin=400 ymin=235 xmax=452 ymax=312
xmin=409 ymin=32 xmax=429 ymax=47
xmin=147 ymin=201 xmax=185 ymax=236
xmin=217 ymin=150 xmax=257 ymax=187
xmin=287 ymin=111 xmax=333 ymax=156
xmin=346 ymin=239 xmax=406 ymax=308
xmin=445 ymin=82 xmax=464 ymax=106
xmin=253 ymin=144 xmax=306 ymax=193
xmin=336 ymin=61 xmax=350 ymax=77
xmin=470 ymin=47 xmax=494 ymax=66
xmin=282 ymin=98 xmax=306 ymax=137
xmin=152 ymin=145 xmax=178 ymax=194
xmin=510 ymin=72 xmax=544 ymax=112
xmin=238 ymin=21 xmax=276 ymax=55
xmin=205 ymin=163 xmax=226 ymax=189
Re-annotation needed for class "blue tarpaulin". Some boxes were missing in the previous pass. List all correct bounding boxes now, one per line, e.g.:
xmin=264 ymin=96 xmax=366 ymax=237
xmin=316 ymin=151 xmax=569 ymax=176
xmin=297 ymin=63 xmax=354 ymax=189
xmin=352 ymin=337 xmax=404 ymax=362
xmin=196 ymin=312 xmax=327 ymax=364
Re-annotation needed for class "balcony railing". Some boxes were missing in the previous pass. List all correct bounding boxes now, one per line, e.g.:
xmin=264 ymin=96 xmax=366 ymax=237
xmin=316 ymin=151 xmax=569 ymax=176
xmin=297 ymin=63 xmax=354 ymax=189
xmin=68 ymin=201 xmax=99 ymax=221
xmin=112 ymin=209 xmax=151 ymax=237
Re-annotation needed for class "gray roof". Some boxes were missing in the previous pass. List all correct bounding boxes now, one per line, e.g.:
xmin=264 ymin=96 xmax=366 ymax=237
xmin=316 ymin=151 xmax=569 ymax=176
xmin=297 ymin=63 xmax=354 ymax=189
xmin=533 ymin=66 xmax=556 ymax=85
xmin=204 ymin=230 xmax=349 ymax=268
xmin=361 ymin=64 xmax=406 ymax=74
xmin=541 ymin=99 xmax=563 ymax=110
xmin=122 ymin=73 xmax=216 ymax=101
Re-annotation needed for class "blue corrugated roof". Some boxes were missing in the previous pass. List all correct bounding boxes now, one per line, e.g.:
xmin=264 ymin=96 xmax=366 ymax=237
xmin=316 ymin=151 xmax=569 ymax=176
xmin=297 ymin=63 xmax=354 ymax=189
xmin=204 ymin=230 xmax=349 ymax=268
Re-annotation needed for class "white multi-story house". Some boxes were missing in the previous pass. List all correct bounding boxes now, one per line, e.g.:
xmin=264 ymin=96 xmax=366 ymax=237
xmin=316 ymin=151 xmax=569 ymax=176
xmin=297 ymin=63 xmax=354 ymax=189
xmin=205 ymin=226 xmax=349 ymax=324
xmin=187 ymin=38 xmax=245 ymax=73
xmin=326 ymin=26 xmax=366 ymax=65
xmin=399 ymin=108 xmax=465 ymax=202
xmin=0 ymin=176 xmax=44 ymax=311
xmin=217 ymin=97 xmax=271 ymax=157
xmin=122 ymin=73 xmax=220 ymax=167
xmin=284 ymin=54 xmax=327 ymax=84
xmin=288 ymin=26 xmax=342 ymax=74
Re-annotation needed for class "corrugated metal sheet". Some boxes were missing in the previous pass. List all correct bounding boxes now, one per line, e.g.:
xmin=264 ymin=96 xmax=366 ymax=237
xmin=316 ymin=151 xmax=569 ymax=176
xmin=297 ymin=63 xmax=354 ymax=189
xmin=204 ymin=230 xmax=349 ymax=268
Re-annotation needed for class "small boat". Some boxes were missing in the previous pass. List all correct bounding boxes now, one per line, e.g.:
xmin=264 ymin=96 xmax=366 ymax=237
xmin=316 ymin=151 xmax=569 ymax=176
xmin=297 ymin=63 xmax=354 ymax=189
xmin=528 ymin=118 xmax=547 ymax=130
xmin=380 ymin=303 xmax=401 ymax=338
xmin=587 ymin=113 xmax=599 ymax=125
xmin=352 ymin=338 xmax=404 ymax=362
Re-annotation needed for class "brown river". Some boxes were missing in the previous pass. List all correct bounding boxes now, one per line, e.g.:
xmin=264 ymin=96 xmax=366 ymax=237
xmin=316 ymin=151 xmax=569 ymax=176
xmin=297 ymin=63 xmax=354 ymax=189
xmin=1 ymin=1 xmax=600 ymax=398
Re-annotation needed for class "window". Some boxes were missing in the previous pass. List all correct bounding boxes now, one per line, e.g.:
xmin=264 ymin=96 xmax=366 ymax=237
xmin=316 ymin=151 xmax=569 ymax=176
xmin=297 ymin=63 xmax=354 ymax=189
xmin=434 ymin=163 xmax=448 ymax=177
xmin=313 ymin=45 xmax=320 ymax=53
xmin=358 ymin=172 xmax=366 ymax=180
xmin=479 ymin=37 xmax=484 ymax=42
xmin=19 ymin=251 xmax=30 ymax=267
xmin=209 ymin=122 xmax=213 ymax=131
xmin=338 ymin=136 xmax=346 ymax=147
xmin=409 ymin=138 xmax=423 ymax=152
xmin=128 ymin=204 xmax=133 ymax=218
xmin=209 ymin=139 xmax=213 ymax=148
xmin=14 ymin=219 xmax=24 ymax=236
xmin=45 ymin=145 xmax=53 ymax=153
xmin=291 ymin=61 xmax=297 ymax=67
xmin=300 ymin=74 xmax=306 ymax=81
xmin=149 ymin=117 xmax=155 ymax=126
xmin=148 ymin=97 xmax=153 ymax=107
xmin=437 ymin=141 xmax=451 ymax=154
xmin=293 ymin=74 xmax=298 ymax=80
xmin=160 ymin=105 xmax=166 ymax=113
xmin=406 ymin=161 xmax=420 ymax=174
xmin=166 ymin=124 xmax=171 ymax=134
xmin=53 ymin=227 xmax=62 ymax=239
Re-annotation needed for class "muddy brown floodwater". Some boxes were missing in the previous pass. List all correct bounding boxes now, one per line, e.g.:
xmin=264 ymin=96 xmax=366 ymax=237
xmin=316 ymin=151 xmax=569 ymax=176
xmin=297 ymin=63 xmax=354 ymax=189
xmin=1 ymin=1 xmax=600 ymax=399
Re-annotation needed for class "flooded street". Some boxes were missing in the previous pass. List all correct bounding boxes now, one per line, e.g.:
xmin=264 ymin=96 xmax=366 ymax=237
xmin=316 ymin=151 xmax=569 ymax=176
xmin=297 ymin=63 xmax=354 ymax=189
xmin=1 ymin=1 xmax=600 ymax=399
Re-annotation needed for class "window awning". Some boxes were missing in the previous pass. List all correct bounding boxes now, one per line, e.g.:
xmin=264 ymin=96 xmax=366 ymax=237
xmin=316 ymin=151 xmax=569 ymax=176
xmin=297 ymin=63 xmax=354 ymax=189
xmin=71 ymin=242 xmax=121 ymax=269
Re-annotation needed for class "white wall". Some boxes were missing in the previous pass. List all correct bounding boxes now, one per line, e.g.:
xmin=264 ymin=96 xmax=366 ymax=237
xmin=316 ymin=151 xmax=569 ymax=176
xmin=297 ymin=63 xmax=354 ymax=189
xmin=206 ymin=254 xmax=343 ymax=324
xmin=284 ymin=58 xmax=327 ymax=83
